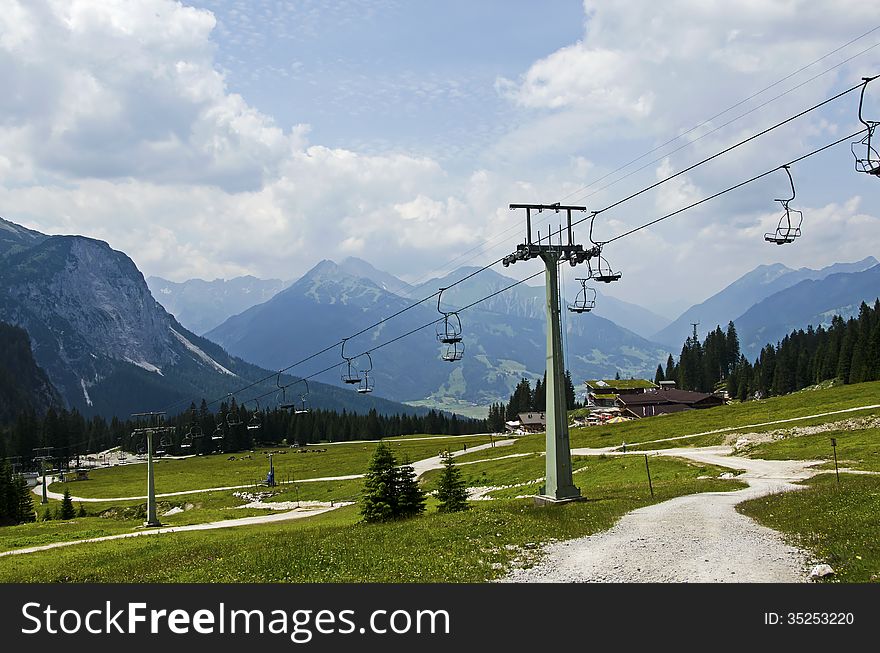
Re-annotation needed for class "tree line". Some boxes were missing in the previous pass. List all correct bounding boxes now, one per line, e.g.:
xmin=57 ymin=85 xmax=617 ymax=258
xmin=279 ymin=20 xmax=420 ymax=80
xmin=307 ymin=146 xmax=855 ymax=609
xmin=0 ymin=461 xmax=34 ymax=525
xmin=0 ymin=401 xmax=487 ymax=471
xmin=657 ymin=300 xmax=880 ymax=400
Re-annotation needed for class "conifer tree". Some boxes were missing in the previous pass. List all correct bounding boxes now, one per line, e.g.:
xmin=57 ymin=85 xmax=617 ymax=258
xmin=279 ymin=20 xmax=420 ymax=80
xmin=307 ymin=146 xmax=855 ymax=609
xmin=16 ymin=475 xmax=34 ymax=523
xmin=361 ymin=442 xmax=399 ymax=523
xmin=395 ymin=458 xmax=426 ymax=518
xmin=59 ymin=487 xmax=76 ymax=520
xmin=435 ymin=452 xmax=469 ymax=513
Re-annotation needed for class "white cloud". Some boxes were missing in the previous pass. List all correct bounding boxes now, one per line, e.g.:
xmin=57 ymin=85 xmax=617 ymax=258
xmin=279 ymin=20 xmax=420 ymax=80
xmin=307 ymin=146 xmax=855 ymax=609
xmin=1 ymin=0 xmax=878 ymax=316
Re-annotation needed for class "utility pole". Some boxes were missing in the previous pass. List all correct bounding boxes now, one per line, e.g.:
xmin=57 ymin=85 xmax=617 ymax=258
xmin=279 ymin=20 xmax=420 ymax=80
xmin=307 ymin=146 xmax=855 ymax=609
xmin=32 ymin=446 xmax=54 ymax=505
xmin=504 ymin=203 xmax=599 ymax=504
xmin=131 ymin=412 xmax=174 ymax=528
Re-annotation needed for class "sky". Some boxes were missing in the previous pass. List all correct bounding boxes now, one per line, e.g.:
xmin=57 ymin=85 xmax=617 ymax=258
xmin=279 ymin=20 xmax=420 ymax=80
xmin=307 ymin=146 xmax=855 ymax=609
xmin=1 ymin=0 xmax=879 ymax=319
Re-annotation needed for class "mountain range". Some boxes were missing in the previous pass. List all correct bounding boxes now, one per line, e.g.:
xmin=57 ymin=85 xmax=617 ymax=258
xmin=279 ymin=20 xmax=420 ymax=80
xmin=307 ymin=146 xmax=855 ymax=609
xmin=0 ymin=217 xmax=432 ymax=419
xmin=205 ymin=259 xmax=670 ymax=410
xmin=735 ymin=264 xmax=880 ymax=356
xmin=0 ymin=321 xmax=61 ymax=423
xmin=146 ymin=275 xmax=288 ymax=335
xmin=652 ymin=257 xmax=879 ymax=347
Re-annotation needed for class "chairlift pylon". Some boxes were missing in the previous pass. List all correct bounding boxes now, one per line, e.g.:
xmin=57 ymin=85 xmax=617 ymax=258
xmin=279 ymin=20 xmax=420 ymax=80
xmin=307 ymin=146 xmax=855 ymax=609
xmin=764 ymin=165 xmax=803 ymax=245
xmin=568 ymin=278 xmax=597 ymax=313
xmin=852 ymin=76 xmax=880 ymax=177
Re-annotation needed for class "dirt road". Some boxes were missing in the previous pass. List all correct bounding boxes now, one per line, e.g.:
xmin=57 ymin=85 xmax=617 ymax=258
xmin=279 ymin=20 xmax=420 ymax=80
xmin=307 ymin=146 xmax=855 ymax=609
xmin=506 ymin=447 xmax=823 ymax=583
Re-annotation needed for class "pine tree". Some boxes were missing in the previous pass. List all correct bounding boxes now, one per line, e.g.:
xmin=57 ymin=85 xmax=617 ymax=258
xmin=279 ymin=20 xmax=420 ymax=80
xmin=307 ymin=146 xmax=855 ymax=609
xmin=435 ymin=452 xmax=469 ymax=513
xmin=361 ymin=443 xmax=399 ymax=523
xmin=16 ymin=475 xmax=34 ymax=523
xmin=59 ymin=487 xmax=76 ymax=520
xmin=564 ymin=370 xmax=577 ymax=409
xmin=654 ymin=364 xmax=664 ymax=385
xmin=395 ymin=458 xmax=426 ymax=518
xmin=0 ymin=462 xmax=10 ymax=524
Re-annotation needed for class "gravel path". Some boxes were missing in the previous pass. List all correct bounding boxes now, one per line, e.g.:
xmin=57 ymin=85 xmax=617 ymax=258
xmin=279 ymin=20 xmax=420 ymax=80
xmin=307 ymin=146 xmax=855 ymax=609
xmin=505 ymin=447 xmax=823 ymax=583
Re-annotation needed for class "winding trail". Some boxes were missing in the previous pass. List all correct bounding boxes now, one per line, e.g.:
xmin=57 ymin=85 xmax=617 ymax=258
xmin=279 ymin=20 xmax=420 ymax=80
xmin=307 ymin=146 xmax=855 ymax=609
xmin=0 ymin=504 xmax=346 ymax=558
xmin=506 ymin=446 xmax=824 ymax=583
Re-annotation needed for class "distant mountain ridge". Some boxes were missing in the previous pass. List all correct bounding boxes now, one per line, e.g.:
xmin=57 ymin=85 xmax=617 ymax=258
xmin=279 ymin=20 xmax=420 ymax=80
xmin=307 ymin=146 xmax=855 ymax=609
xmin=207 ymin=259 xmax=670 ymax=407
xmin=147 ymin=275 xmax=288 ymax=335
xmin=654 ymin=257 xmax=879 ymax=347
xmin=735 ymin=264 xmax=880 ymax=356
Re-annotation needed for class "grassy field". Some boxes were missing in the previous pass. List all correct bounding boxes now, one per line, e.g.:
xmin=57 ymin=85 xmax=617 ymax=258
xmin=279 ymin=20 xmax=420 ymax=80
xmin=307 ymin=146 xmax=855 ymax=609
xmin=0 ymin=455 xmax=744 ymax=583
xmin=741 ymin=427 xmax=880 ymax=472
xmin=738 ymin=474 xmax=880 ymax=583
xmin=50 ymin=434 xmax=490 ymax=499
xmin=566 ymin=380 xmax=880 ymax=450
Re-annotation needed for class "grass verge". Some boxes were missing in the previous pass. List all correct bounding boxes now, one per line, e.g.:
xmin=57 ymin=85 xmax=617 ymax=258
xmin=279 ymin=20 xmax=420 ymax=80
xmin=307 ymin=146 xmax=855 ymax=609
xmin=737 ymin=474 xmax=880 ymax=583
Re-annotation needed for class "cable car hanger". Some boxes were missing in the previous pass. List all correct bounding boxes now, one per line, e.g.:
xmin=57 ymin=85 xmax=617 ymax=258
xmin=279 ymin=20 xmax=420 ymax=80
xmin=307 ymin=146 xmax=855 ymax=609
xmin=852 ymin=75 xmax=880 ymax=176
xmin=568 ymin=278 xmax=597 ymax=313
xmin=764 ymin=165 xmax=803 ymax=245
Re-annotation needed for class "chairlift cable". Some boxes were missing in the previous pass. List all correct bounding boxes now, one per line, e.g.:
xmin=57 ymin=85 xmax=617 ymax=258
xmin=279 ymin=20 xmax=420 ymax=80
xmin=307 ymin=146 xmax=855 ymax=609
xmin=161 ymin=79 xmax=873 ymax=417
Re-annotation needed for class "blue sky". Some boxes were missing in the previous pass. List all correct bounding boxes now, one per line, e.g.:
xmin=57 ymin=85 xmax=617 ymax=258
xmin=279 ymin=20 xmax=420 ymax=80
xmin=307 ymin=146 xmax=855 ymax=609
xmin=1 ymin=1 xmax=879 ymax=319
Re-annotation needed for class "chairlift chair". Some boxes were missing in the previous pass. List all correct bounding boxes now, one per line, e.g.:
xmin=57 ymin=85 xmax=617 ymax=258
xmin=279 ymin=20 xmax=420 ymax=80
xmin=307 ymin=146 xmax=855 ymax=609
xmin=356 ymin=353 xmax=374 ymax=393
xmin=294 ymin=379 xmax=310 ymax=414
xmin=180 ymin=432 xmax=193 ymax=449
xmin=852 ymin=76 xmax=880 ymax=176
xmin=247 ymin=400 xmax=263 ymax=431
xmin=211 ymin=426 xmax=224 ymax=441
xmin=442 ymin=341 xmax=464 ymax=362
xmin=764 ymin=165 xmax=803 ymax=245
xmin=587 ymin=215 xmax=622 ymax=283
xmin=340 ymin=338 xmax=361 ymax=384
xmin=155 ymin=435 xmax=172 ymax=455
xmin=225 ymin=396 xmax=243 ymax=427
xmin=568 ymin=279 xmax=597 ymax=313
xmin=436 ymin=288 xmax=463 ymax=345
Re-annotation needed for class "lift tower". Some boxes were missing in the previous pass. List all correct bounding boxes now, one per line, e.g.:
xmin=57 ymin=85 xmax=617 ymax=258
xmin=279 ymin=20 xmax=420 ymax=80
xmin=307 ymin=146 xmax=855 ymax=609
xmin=131 ymin=412 xmax=174 ymax=527
xmin=504 ymin=203 xmax=600 ymax=503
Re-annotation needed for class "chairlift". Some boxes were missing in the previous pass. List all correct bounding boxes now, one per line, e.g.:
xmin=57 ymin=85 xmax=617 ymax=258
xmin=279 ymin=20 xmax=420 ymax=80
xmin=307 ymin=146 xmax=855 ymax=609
xmin=155 ymin=435 xmax=172 ymax=456
xmin=211 ymin=425 xmax=224 ymax=441
xmin=764 ymin=165 xmax=803 ymax=245
xmin=568 ymin=278 xmax=597 ymax=313
xmin=225 ymin=395 xmax=243 ymax=427
xmin=436 ymin=287 xmax=463 ymax=345
xmin=588 ymin=216 xmax=622 ymax=283
xmin=356 ymin=353 xmax=374 ymax=393
xmin=294 ymin=379 xmax=310 ymax=414
xmin=247 ymin=400 xmax=262 ymax=431
xmin=340 ymin=338 xmax=361 ymax=385
xmin=852 ymin=76 xmax=880 ymax=176
xmin=180 ymin=432 xmax=193 ymax=449
xmin=442 ymin=341 xmax=464 ymax=362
